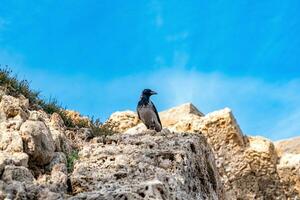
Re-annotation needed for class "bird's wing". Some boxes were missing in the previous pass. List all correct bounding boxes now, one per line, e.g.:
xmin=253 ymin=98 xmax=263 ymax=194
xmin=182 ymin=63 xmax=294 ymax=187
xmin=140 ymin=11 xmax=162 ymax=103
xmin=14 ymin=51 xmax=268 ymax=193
xmin=151 ymin=101 xmax=162 ymax=126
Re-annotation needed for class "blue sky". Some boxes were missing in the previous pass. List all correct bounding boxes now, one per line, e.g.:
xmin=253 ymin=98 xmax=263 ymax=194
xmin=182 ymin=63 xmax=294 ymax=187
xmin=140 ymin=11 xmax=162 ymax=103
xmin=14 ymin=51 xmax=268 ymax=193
xmin=0 ymin=0 xmax=300 ymax=140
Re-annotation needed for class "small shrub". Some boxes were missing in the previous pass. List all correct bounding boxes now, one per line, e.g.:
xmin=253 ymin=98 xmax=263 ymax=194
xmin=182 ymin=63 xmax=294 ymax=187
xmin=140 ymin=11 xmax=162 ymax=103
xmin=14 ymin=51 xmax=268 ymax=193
xmin=0 ymin=68 xmax=40 ymax=105
xmin=90 ymin=117 xmax=116 ymax=137
xmin=0 ymin=66 xmax=116 ymax=137
xmin=67 ymin=150 xmax=79 ymax=173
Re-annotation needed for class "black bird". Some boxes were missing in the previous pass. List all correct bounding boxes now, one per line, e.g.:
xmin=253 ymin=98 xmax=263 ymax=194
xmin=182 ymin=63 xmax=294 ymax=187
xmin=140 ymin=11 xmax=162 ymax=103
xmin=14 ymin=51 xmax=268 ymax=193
xmin=137 ymin=89 xmax=162 ymax=132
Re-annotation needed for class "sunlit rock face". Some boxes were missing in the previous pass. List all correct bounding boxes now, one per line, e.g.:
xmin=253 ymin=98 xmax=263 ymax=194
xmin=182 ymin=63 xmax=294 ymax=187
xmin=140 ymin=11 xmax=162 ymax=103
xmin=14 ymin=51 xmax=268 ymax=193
xmin=0 ymin=93 xmax=72 ymax=199
xmin=104 ymin=110 xmax=140 ymax=133
xmin=0 ymin=90 xmax=225 ymax=199
xmin=1 ymin=86 xmax=299 ymax=200
xmin=70 ymin=129 xmax=225 ymax=200
xmin=275 ymin=137 xmax=300 ymax=196
xmin=106 ymin=103 xmax=300 ymax=199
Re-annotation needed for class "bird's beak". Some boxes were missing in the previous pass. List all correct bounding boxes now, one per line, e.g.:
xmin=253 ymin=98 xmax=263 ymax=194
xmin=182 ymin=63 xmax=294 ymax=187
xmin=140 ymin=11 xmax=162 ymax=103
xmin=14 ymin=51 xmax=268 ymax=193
xmin=151 ymin=91 xmax=157 ymax=95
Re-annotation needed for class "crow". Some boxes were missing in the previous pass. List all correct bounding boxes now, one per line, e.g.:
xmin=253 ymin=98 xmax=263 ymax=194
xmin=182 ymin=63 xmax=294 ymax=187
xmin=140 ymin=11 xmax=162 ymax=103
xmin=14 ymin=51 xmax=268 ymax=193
xmin=137 ymin=89 xmax=162 ymax=132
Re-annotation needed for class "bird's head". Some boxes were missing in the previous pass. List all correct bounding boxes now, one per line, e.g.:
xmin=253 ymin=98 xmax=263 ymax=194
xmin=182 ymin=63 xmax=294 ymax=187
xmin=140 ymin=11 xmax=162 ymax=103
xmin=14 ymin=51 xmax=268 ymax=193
xmin=141 ymin=89 xmax=157 ymax=98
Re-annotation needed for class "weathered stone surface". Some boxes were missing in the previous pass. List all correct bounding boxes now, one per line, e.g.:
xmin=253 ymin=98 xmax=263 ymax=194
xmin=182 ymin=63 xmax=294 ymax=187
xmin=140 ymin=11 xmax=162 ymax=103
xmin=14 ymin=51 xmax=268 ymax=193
xmin=0 ymin=130 xmax=23 ymax=152
xmin=71 ymin=130 xmax=224 ymax=199
xmin=106 ymin=103 xmax=204 ymax=134
xmin=123 ymin=105 xmax=300 ymax=199
xmin=2 ymin=181 xmax=28 ymax=200
xmin=45 ymin=152 xmax=67 ymax=172
xmin=29 ymin=110 xmax=50 ymax=122
xmin=20 ymin=120 xmax=55 ymax=165
xmin=277 ymin=153 xmax=300 ymax=196
xmin=275 ymin=137 xmax=300 ymax=197
xmin=185 ymin=108 xmax=296 ymax=199
xmin=37 ymin=163 xmax=68 ymax=194
xmin=275 ymin=136 xmax=300 ymax=156
xmin=2 ymin=90 xmax=300 ymax=200
xmin=160 ymin=103 xmax=203 ymax=127
xmin=0 ymin=152 xmax=29 ymax=173
xmin=2 ymin=165 xmax=34 ymax=183
xmin=47 ymin=113 xmax=72 ymax=154
xmin=0 ymin=180 xmax=67 ymax=200
xmin=0 ymin=95 xmax=28 ymax=120
xmin=63 ymin=110 xmax=90 ymax=127
xmin=105 ymin=110 xmax=140 ymax=133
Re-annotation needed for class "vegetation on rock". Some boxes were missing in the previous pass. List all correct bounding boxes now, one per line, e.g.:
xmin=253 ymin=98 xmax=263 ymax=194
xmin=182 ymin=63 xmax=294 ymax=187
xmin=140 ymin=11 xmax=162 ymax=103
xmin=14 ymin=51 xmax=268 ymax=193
xmin=67 ymin=150 xmax=79 ymax=173
xmin=0 ymin=67 xmax=114 ymax=137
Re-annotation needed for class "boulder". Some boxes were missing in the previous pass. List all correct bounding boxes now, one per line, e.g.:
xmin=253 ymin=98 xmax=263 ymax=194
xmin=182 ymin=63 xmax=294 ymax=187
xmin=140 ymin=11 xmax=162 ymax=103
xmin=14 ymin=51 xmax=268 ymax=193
xmin=63 ymin=110 xmax=90 ymax=127
xmin=122 ymin=105 xmax=299 ymax=199
xmin=1 ymin=165 xmax=34 ymax=183
xmin=105 ymin=110 xmax=140 ymax=133
xmin=0 ymin=130 xmax=23 ymax=152
xmin=275 ymin=136 xmax=300 ymax=156
xmin=275 ymin=137 xmax=300 ymax=196
xmin=0 ymin=180 xmax=67 ymax=200
xmin=160 ymin=103 xmax=203 ymax=127
xmin=0 ymin=95 xmax=28 ymax=120
xmin=0 ymin=152 xmax=29 ymax=173
xmin=20 ymin=120 xmax=55 ymax=165
xmin=47 ymin=113 xmax=72 ymax=154
xmin=70 ymin=130 xmax=224 ymax=199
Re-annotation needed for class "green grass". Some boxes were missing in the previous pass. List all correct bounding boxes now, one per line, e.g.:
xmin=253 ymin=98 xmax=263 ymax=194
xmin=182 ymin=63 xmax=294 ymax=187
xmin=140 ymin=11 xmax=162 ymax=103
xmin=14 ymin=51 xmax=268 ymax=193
xmin=66 ymin=150 xmax=79 ymax=173
xmin=0 ymin=67 xmax=115 ymax=137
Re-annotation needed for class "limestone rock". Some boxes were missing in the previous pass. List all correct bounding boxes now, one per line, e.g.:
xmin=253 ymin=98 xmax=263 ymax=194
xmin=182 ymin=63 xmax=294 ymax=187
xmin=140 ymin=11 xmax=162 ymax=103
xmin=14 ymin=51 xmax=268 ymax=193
xmin=2 ymin=165 xmax=34 ymax=183
xmin=47 ymin=113 xmax=72 ymax=154
xmin=63 ymin=110 xmax=90 ymax=127
xmin=37 ymin=164 xmax=68 ymax=194
xmin=160 ymin=103 xmax=203 ymax=127
xmin=275 ymin=136 xmax=300 ymax=156
xmin=0 ymin=152 xmax=29 ymax=174
xmin=277 ymin=153 xmax=300 ymax=195
xmin=275 ymin=137 xmax=300 ymax=196
xmin=105 ymin=110 xmax=139 ymax=133
xmin=70 ymin=130 xmax=224 ymax=199
xmin=2 ymin=181 xmax=28 ymax=200
xmin=121 ymin=105 xmax=300 ymax=199
xmin=0 ymin=95 xmax=28 ymax=120
xmin=20 ymin=120 xmax=55 ymax=165
xmin=33 ymin=152 xmax=68 ymax=193
xmin=105 ymin=103 xmax=204 ymax=134
xmin=45 ymin=152 xmax=67 ymax=172
xmin=190 ymin=108 xmax=296 ymax=199
xmin=29 ymin=110 xmax=50 ymax=122
xmin=124 ymin=123 xmax=147 ymax=135
xmin=0 ymin=130 xmax=23 ymax=152
xmin=0 ymin=181 xmax=67 ymax=200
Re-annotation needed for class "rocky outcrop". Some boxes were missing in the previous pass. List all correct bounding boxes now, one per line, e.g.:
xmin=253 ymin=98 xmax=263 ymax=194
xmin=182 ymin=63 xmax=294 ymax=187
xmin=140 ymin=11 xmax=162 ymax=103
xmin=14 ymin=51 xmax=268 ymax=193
xmin=275 ymin=136 xmax=300 ymax=156
xmin=108 ymin=104 xmax=300 ymax=199
xmin=20 ymin=120 xmax=55 ymax=165
xmin=1 ymin=77 xmax=300 ymax=200
xmin=0 ymin=91 xmax=225 ymax=199
xmin=105 ymin=110 xmax=140 ymax=133
xmin=0 ymin=93 xmax=73 ymax=199
xmin=160 ymin=103 xmax=204 ymax=127
xmin=70 ymin=130 xmax=224 ymax=199
xmin=164 ymin=106 xmax=300 ymax=199
xmin=63 ymin=110 xmax=91 ymax=127
xmin=275 ymin=137 xmax=300 ymax=196
xmin=106 ymin=103 xmax=204 ymax=133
